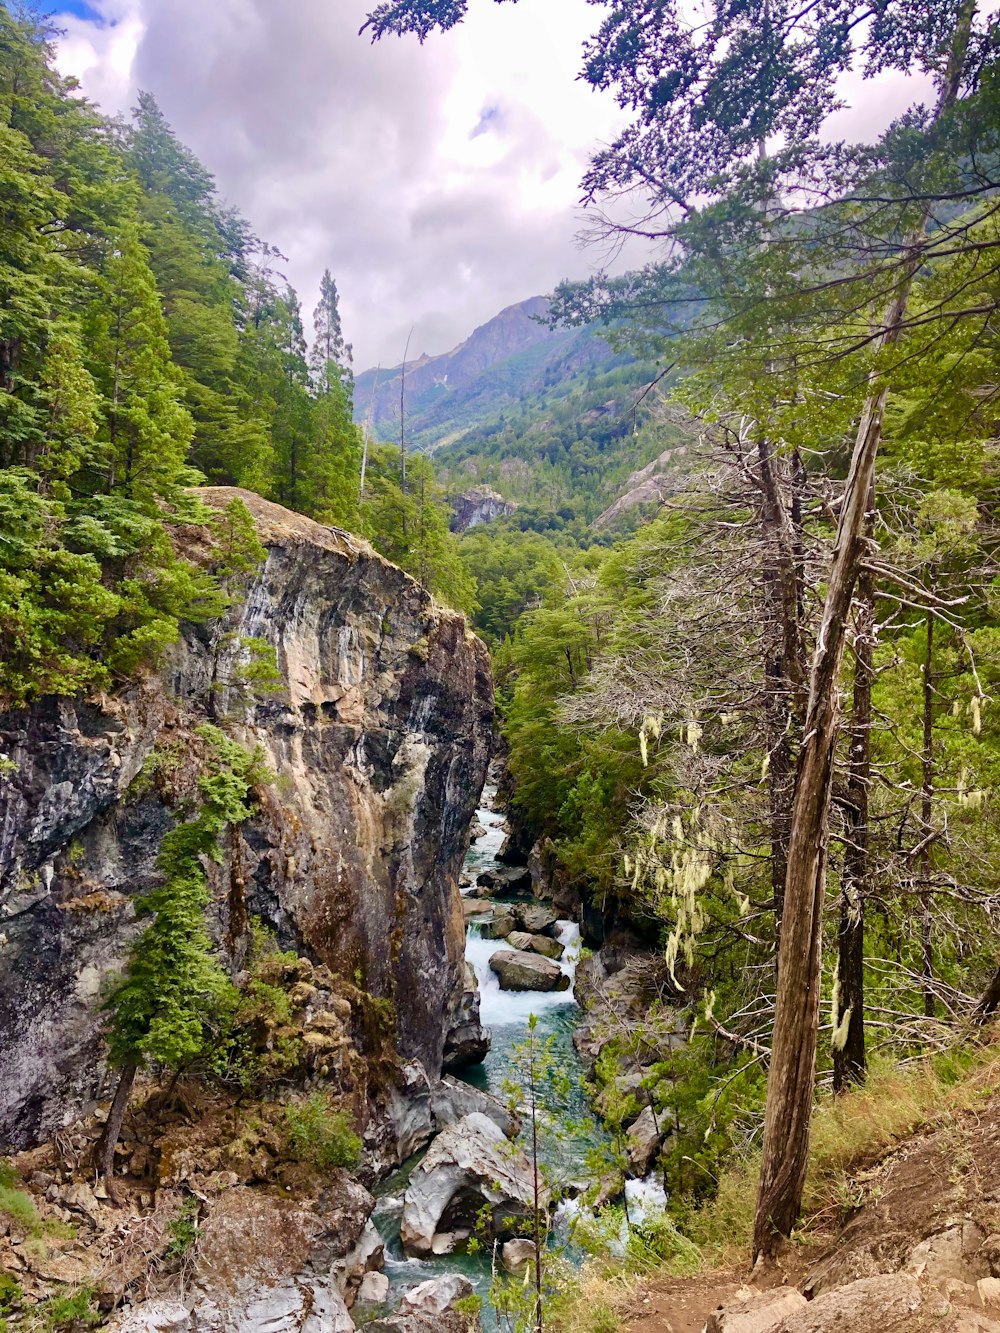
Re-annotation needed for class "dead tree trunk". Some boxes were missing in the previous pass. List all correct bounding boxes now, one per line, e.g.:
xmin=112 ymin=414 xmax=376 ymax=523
xmin=757 ymin=437 xmax=807 ymax=946
xmin=751 ymin=10 xmax=973 ymax=1252
xmin=96 ymin=1061 xmax=138 ymax=1198
xmin=920 ymin=607 xmax=936 ymax=1018
xmin=833 ymin=559 xmax=874 ymax=1092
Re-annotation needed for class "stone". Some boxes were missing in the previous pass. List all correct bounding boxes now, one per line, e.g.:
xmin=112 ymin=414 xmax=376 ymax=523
xmin=357 ymin=1272 xmax=390 ymax=1305
xmin=400 ymin=1112 xmax=545 ymax=1257
xmin=385 ymin=1060 xmax=437 ymax=1161
xmin=431 ymin=1075 xmax=519 ymax=1138
xmin=626 ymin=1106 xmax=663 ymax=1177
xmin=104 ymin=1302 xmax=192 ymax=1332
xmin=462 ymin=897 xmax=493 ymax=919
xmin=0 ymin=487 xmax=494 ymax=1150
xmin=502 ymin=1238 xmax=536 ymax=1277
xmin=705 ymin=1288 xmax=807 ymax=1333
xmin=180 ymin=1177 xmax=371 ymax=1331
xmin=402 ymin=1274 xmax=474 ymax=1313
xmin=776 ymin=1274 xmax=924 ymax=1332
xmin=477 ymin=866 xmax=533 ymax=897
xmin=513 ymin=904 xmax=560 ymax=936
xmin=489 ymin=950 xmax=570 ymax=993
xmin=907 ymin=1222 xmax=989 ymax=1285
xmin=480 ymin=905 xmax=515 ymax=939
xmin=506 ymin=930 xmax=564 ymax=960
xmin=470 ymin=821 xmax=487 ymax=840
xmin=442 ymin=964 xmax=490 ymax=1074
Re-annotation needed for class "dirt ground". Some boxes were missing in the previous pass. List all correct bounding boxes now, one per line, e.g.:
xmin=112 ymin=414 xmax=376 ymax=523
xmin=622 ymin=1085 xmax=1000 ymax=1332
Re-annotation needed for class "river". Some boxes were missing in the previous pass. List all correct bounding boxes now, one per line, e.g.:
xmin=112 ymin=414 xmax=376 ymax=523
xmin=370 ymin=786 xmax=605 ymax=1326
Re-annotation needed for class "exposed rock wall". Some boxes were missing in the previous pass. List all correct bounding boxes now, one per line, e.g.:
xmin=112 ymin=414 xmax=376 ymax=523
xmin=0 ymin=489 xmax=493 ymax=1150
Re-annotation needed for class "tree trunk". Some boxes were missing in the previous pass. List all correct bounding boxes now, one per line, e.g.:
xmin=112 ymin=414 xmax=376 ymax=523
xmin=920 ymin=607 xmax=936 ymax=1018
xmin=833 ymin=560 xmax=874 ymax=1092
xmin=975 ymin=964 xmax=1000 ymax=1022
xmin=96 ymin=1061 xmax=138 ymax=1197
xmin=750 ymin=1 xmax=975 ymax=1240
xmin=757 ymin=437 xmax=807 ymax=947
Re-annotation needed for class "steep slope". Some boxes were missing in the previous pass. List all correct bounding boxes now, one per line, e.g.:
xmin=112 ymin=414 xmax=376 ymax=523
xmin=355 ymin=296 xmax=636 ymax=454
xmin=0 ymin=488 xmax=493 ymax=1153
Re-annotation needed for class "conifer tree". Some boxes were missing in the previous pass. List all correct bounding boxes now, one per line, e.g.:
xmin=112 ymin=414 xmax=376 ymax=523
xmin=310 ymin=268 xmax=352 ymax=392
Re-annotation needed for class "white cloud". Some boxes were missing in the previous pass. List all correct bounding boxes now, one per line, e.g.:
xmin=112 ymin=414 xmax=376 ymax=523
xmin=49 ymin=0 xmax=936 ymax=369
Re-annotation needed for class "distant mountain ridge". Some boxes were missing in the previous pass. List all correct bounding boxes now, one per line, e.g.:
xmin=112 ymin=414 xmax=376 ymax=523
xmin=355 ymin=296 xmax=623 ymax=453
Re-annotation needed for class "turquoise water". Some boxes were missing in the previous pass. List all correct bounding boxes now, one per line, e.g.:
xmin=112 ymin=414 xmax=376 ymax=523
xmin=367 ymin=790 xmax=607 ymax=1328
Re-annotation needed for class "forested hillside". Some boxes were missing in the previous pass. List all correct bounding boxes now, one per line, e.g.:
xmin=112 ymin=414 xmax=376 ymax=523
xmin=369 ymin=0 xmax=1000 ymax=1288
xmin=0 ymin=6 xmax=471 ymax=714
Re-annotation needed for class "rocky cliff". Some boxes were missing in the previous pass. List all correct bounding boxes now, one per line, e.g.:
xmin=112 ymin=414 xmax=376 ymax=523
xmin=0 ymin=488 xmax=493 ymax=1154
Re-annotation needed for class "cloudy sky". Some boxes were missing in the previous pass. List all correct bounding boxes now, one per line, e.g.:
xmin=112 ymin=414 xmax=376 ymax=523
xmin=43 ymin=0 xmax=928 ymax=370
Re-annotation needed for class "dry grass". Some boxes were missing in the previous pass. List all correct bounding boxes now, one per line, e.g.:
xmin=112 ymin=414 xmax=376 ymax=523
xmin=646 ymin=1039 xmax=1000 ymax=1278
xmin=550 ymin=1267 xmax=645 ymax=1333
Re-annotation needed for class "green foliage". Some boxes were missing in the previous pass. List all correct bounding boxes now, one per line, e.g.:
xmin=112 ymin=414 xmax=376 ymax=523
xmin=362 ymin=446 xmax=477 ymax=611
xmin=281 ymin=1092 xmax=361 ymax=1170
xmin=165 ymin=1197 xmax=200 ymax=1260
xmin=106 ymin=728 xmax=268 ymax=1074
xmin=0 ymin=1181 xmax=43 ymax=1234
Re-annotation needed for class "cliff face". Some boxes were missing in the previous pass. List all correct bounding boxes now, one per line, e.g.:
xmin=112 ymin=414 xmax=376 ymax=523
xmin=0 ymin=489 xmax=493 ymax=1151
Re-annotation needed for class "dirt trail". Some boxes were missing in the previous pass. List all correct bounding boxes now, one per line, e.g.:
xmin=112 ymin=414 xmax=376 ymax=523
xmin=623 ymin=1087 xmax=1000 ymax=1332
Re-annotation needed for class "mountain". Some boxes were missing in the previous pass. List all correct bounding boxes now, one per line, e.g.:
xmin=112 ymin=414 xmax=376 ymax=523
xmin=355 ymin=296 xmax=630 ymax=454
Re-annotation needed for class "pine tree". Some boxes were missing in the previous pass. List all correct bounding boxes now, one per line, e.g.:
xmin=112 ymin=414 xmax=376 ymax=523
xmin=310 ymin=268 xmax=352 ymax=393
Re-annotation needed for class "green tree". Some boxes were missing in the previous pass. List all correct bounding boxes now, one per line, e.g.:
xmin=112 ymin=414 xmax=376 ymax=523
xmin=98 ymin=729 xmax=269 ymax=1189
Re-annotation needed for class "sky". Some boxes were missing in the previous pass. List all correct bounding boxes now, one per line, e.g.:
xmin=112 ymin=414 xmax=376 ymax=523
xmin=38 ymin=0 xmax=934 ymax=371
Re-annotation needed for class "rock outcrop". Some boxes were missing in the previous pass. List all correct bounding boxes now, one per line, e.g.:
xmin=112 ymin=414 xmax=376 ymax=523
xmin=399 ymin=1112 xmax=544 ymax=1257
xmin=442 ymin=960 xmax=491 ymax=1072
xmin=0 ymin=488 xmax=493 ymax=1152
xmin=449 ymin=487 xmax=517 ymax=533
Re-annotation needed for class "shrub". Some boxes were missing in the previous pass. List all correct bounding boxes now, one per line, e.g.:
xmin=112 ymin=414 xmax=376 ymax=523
xmin=282 ymin=1092 xmax=361 ymax=1170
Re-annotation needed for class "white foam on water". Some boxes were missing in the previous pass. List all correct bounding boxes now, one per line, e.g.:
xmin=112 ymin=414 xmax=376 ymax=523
xmin=625 ymin=1174 xmax=668 ymax=1225
xmin=467 ymin=918 xmax=581 ymax=1025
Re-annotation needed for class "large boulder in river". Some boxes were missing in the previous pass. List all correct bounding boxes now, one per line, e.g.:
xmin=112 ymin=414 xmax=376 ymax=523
xmin=506 ymin=930 xmax=564 ymax=960
xmin=490 ymin=949 xmax=570 ymax=992
xmin=477 ymin=866 xmax=532 ymax=896
xmin=481 ymin=904 xmax=515 ymax=939
xmin=367 ymin=1272 xmax=480 ymax=1330
xmin=431 ymin=1074 xmax=519 ymax=1138
xmin=400 ymin=1112 xmax=545 ymax=1257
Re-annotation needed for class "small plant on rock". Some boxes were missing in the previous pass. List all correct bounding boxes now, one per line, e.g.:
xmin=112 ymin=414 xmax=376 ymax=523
xmin=282 ymin=1092 xmax=361 ymax=1170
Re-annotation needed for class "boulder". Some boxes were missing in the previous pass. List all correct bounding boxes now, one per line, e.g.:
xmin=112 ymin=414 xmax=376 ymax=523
xmin=104 ymin=1304 xmax=192 ymax=1332
xmin=489 ymin=950 xmax=570 ymax=993
xmin=357 ymin=1272 xmax=390 ymax=1306
xmin=431 ymin=1075 xmax=519 ymax=1138
xmin=477 ymin=866 xmax=533 ymax=897
xmin=776 ymin=1273 xmax=924 ymax=1332
xmin=442 ymin=964 xmax=490 ymax=1074
xmin=400 ymin=1112 xmax=545 ymax=1258
xmin=705 ymin=1288 xmax=807 ymax=1333
xmin=470 ymin=821 xmax=487 ymax=840
xmin=480 ymin=905 xmax=515 ymax=939
xmin=513 ymin=904 xmax=560 ymax=936
xmin=385 ymin=1060 xmax=436 ymax=1160
xmin=626 ymin=1106 xmax=664 ymax=1177
xmin=907 ymin=1222 xmax=989 ymax=1286
xmin=502 ymin=1238 xmax=536 ymax=1277
xmin=402 ymin=1275 xmax=475 ymax=1314
xmin=462 ymin=897 xmax=493 ymax=919
xmin=506 ymin=930 xmax=564 ymax=961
